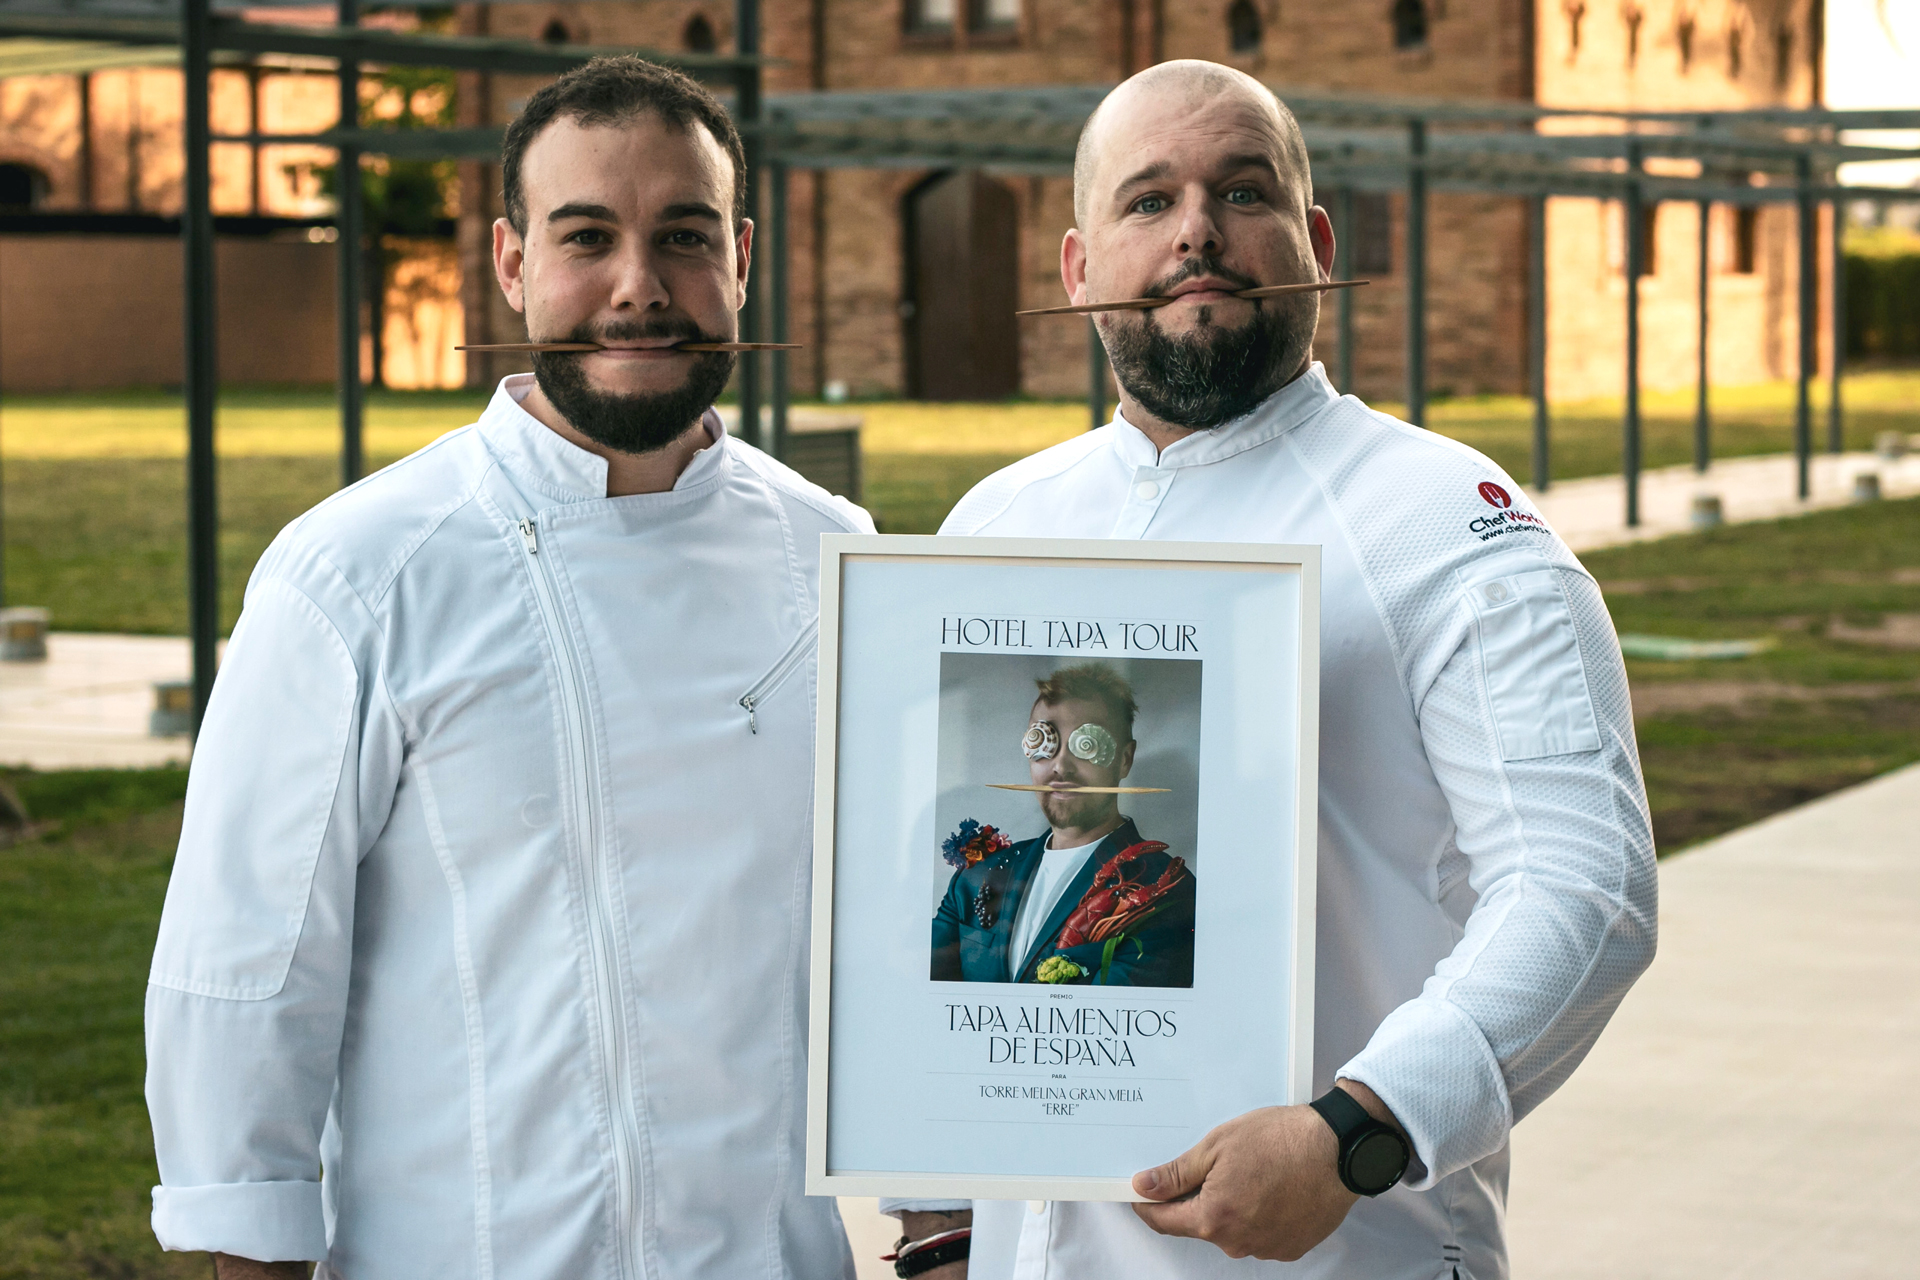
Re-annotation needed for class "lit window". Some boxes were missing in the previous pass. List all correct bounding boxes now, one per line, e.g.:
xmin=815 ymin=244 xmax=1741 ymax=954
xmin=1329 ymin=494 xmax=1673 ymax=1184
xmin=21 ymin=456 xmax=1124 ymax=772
xmin=906 ymin=0 xmax=957 ymax=33
xmin=973 ymin=0 xmax=1019 ymax=31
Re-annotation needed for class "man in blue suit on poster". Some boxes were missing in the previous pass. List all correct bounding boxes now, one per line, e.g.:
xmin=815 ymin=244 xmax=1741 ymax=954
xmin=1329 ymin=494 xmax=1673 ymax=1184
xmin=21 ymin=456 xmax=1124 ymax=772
xmin=930 ymin=664 xmax=1195 ymax=988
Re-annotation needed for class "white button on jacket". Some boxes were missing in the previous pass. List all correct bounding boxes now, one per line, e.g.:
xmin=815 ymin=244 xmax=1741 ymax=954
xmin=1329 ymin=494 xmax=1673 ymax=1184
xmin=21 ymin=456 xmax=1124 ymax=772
xmin=145 ymin=377 xmax=868 ymax=1280
xmin=911 ymin=363 xmax=1657 ymax=1280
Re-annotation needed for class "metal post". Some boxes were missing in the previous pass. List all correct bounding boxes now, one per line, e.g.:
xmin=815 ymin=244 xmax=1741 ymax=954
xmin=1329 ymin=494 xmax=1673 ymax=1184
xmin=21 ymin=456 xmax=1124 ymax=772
xmin=1088 ymin=318 xmax=1106 ymax=430
xmin=1405 ymin=120 xmax=1427 ymax=428
xmin=1829 ymin=194 xmax=1845 ymax=454
xmin=1795 ymin=152 xmax=1814 ymax=498
xmin=183 ymin=0 xmax=219 ymax=734
xmin=1529 ymin=194 xmax=1549 ymax=491
xmin=1694 ymin=198 xmax=1710 ymax=473
xmin=1334 ymin=184 xmax=1354 ymax=393
xmin=1624 ymin=141 xmax=1643 ymax=528
xmin=769 ymin=158 xmax=789 ymax=462
xmin=735 ymin=0 xmax=763 ymax=451
xmin=337 ymin=0 xmax=364 ymax=487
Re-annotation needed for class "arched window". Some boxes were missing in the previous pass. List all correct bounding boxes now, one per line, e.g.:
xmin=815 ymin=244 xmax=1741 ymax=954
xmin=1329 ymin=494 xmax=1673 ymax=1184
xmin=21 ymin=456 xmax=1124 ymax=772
xmin=0 ymin=162 xmax=48 ymax=210
xmin=1391 ymin=0 xmax=1428 ymax=51
xmin=1623 ymin=5 xmax=1643 ymax=67
xmin=1676 ymin=16 xmax=1694 ymax=71
xmin=1727 ymin=23 xmax=1744 ymax=78
xmin=683 ymin=15 xmax=717 ymax=53
xmin=540 ymin=18 xmax=571 ymax=44
xmin=1228 ymin=0 xmax=1262 ymax=53
xmin=1774 ymin=22 xmax=1794 ymax=87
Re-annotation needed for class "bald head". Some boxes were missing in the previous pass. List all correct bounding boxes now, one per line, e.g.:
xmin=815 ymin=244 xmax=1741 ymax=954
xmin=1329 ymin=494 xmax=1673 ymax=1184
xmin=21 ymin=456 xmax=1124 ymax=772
xmin=1074 ymin=61 xmax=1311 ymax=229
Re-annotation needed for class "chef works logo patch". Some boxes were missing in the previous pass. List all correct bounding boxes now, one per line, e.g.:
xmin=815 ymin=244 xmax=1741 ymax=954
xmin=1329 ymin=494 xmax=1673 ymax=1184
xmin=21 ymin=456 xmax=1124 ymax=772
xmin=1467 ymin=481 xmax=1550 ymax=542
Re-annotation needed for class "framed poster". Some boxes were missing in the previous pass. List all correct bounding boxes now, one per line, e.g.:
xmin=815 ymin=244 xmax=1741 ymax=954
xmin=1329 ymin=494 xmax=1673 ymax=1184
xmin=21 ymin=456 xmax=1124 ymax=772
xmin=806 ymin=536 xmax=1319 ymax=1202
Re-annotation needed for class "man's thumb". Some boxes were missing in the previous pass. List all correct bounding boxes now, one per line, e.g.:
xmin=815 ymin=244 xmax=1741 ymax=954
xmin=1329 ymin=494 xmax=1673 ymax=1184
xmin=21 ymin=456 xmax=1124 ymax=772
xmin=1132 ymin=1144 xmax=1207 ymax=1201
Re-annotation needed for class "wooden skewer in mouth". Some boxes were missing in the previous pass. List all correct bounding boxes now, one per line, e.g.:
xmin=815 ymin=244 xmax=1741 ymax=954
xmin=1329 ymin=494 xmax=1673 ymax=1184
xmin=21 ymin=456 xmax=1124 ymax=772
xmin=1016 ymin=278 xmax=1368 ymax=318
xmin=453 ymin=341 xmax=805 ymax=353
xmin=987 ymin=783 xmax=1173 ymax=794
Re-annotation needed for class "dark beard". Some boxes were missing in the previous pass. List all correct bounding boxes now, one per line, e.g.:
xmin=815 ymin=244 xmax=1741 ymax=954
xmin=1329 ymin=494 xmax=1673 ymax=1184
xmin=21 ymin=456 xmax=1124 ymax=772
xmin=530 ymin=317 xmax=737 ymax=456
xmin=1101 ymin=257 xmax=1316 ymax=430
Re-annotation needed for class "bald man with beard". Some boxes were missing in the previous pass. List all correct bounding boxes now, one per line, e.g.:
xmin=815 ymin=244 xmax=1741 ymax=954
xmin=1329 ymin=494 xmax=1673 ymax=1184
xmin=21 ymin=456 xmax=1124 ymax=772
xmin=881 ymin=61 xmax=1655 ymax=1280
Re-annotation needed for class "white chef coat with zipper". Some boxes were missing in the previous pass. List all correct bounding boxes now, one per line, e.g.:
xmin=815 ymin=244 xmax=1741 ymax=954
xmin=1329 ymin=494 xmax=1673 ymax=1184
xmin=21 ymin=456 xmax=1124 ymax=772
xmin=915 ymin=362 xmax=1656 ymax=1280
xmin=145 ymin=375 xmax=867 ymax=1280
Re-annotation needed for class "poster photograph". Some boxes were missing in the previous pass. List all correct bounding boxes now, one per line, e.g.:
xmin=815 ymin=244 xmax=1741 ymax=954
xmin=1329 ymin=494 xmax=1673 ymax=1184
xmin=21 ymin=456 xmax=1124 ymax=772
xmin=807 ymin=536 xmax=1320 ymax=1202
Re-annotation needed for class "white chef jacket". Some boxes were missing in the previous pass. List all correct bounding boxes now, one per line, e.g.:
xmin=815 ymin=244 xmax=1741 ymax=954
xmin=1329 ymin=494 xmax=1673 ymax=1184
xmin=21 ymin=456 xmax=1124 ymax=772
xmin=145 ymin=376 xmax=868 ymax=1280
xmin=895 ymin=363 xmax=1656 ymax=1280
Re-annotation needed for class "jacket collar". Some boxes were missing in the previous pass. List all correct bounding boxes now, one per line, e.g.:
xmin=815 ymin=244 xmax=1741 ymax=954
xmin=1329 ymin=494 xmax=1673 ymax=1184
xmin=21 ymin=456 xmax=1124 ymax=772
xmin=1110 ymin=360 xmax=1341 ymax=471
xmin=475 ymin=373 xmax=729 ymax=504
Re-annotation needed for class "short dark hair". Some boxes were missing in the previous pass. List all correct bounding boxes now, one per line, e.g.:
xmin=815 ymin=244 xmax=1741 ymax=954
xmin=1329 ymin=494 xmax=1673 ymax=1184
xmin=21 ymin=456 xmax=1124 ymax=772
xmin=1034 ymin=664 xmax=1138 ymax=743
xmin=500 ymin=56 xmax=747 ymax=235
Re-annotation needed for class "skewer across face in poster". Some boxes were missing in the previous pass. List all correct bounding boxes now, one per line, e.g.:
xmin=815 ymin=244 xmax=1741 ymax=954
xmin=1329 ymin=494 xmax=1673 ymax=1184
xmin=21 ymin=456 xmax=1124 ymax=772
xmin=806 ymin=535 xmax=1321 ymax=1202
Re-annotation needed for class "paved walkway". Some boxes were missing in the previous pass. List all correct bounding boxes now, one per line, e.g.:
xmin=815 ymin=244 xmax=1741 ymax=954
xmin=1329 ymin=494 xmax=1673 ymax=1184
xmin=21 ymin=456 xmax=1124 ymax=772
xmin=0 ymin=632 xmax=191 ymax=769
xmin=1529 ymin=447 xmax=1920 ymax=551
xmin=1506 ymin=760 xmax=1920 ymax=1278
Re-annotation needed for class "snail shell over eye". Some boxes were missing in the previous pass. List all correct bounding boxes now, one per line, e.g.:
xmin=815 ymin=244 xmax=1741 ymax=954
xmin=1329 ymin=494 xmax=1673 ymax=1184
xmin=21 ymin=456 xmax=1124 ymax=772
xmin=1066 ymin=723 xmax=1117 ymax=769
xmin=1023 ymin=722 xmax=1060 ymax=761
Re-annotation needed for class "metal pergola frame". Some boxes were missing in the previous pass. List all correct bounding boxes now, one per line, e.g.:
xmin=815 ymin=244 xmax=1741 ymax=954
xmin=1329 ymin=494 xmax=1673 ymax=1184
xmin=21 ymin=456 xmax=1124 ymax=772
xmin=3 ymin=0 xmax=1920 ymax=735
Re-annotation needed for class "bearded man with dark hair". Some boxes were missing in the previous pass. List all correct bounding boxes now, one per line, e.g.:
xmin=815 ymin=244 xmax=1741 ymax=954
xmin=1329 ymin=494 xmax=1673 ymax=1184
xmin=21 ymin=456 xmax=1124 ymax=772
xmin=144 ymin=57 xmax=868 ymax=1280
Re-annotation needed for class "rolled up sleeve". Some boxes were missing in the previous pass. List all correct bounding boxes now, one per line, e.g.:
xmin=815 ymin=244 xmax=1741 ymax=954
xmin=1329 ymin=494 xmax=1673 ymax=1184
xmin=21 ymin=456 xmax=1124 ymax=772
xmin=1338 ymin=565 xmax=1658 ymax=1187
xmin=145 ymin=569 xmax=401 ymax=1259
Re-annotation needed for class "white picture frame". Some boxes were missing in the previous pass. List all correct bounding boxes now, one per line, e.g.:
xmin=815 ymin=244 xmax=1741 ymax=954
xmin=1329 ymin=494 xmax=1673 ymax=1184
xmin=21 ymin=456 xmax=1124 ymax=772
xmin=806 ymin=535 xmax=1320 ymax=1202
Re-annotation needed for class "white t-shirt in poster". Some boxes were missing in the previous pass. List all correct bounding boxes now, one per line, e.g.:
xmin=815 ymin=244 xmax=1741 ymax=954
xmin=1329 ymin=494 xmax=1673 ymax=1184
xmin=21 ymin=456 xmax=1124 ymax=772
xmin=1006 ymin=837 xmax=1102 ymax=979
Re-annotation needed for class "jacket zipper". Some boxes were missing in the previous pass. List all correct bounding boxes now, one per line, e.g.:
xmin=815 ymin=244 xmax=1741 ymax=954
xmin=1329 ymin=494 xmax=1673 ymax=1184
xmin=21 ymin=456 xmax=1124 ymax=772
xmin=517 ymin=513 xmax=644 ymax=1280
xmin=738 ymin=615 xmax=819 ymax=734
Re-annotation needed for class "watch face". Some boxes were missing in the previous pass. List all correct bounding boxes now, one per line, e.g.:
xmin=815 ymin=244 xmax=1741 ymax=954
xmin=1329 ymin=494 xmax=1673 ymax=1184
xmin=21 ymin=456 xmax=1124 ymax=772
xmin=1347 ymin=1130 xmax=1409 ymax=1194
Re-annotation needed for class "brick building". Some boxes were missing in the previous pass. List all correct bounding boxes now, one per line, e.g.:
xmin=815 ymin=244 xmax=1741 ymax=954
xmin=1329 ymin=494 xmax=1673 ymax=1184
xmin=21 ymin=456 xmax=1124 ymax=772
xmin=0 ymin=1 xmax=1832 ymax=401
xmin=458 ymin=0 xmax=1830 ymax=405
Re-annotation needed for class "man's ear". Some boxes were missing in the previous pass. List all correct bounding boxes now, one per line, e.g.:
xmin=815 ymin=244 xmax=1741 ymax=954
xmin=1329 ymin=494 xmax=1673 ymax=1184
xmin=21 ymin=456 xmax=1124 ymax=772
xmin=493 ymin=217 xmax=527 ymax=314
xmin=734 ymin=216 xmax=755 ymax=309
xmin=1118 ymin=739 xmax=1136 ymax=781
xmin=1308 ymin=205 xmax=1335 ymax=281
xmin=1060 ymin=227 xmax=1088 ymax=307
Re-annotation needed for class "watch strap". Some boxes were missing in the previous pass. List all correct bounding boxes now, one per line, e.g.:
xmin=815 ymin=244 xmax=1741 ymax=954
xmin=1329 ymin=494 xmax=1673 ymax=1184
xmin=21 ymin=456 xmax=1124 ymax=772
xmin=1309 ymin=1083 xmax=1374 ymax=1135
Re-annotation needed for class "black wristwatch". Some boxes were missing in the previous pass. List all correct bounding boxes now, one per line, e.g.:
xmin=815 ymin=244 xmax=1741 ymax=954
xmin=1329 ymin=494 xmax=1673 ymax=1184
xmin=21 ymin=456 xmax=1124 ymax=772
xmin=1310 ymin=1087 xmax=1410 ymax=1197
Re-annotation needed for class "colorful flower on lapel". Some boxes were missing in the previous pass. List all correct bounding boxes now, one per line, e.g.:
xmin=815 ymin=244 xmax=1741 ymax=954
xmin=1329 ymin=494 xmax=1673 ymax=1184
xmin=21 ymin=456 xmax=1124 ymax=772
xmin=942 ymin=818 xmax=1012 ymax=869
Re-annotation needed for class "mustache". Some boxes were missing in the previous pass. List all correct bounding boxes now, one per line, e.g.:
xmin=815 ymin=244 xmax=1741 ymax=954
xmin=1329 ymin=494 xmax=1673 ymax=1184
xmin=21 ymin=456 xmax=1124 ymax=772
xmin=1140 ymin=256 xmax=1262 ymax=300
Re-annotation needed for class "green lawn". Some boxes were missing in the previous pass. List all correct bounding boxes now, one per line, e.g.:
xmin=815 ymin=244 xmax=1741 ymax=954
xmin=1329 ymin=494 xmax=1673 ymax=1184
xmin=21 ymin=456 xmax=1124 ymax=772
xmin=0 ymin=769 xmax=199 ymax=1280
xmin=1583 ymin=498 xmax=1920 ymax=849
xmin=0 ymin=370 xmax=1915 ymax=630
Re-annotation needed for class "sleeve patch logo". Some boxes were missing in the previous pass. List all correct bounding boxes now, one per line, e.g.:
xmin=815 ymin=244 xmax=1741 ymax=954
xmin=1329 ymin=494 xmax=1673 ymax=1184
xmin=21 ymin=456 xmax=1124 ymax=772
xmin=1468 ymin=479 xmax=1550 ymax=541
